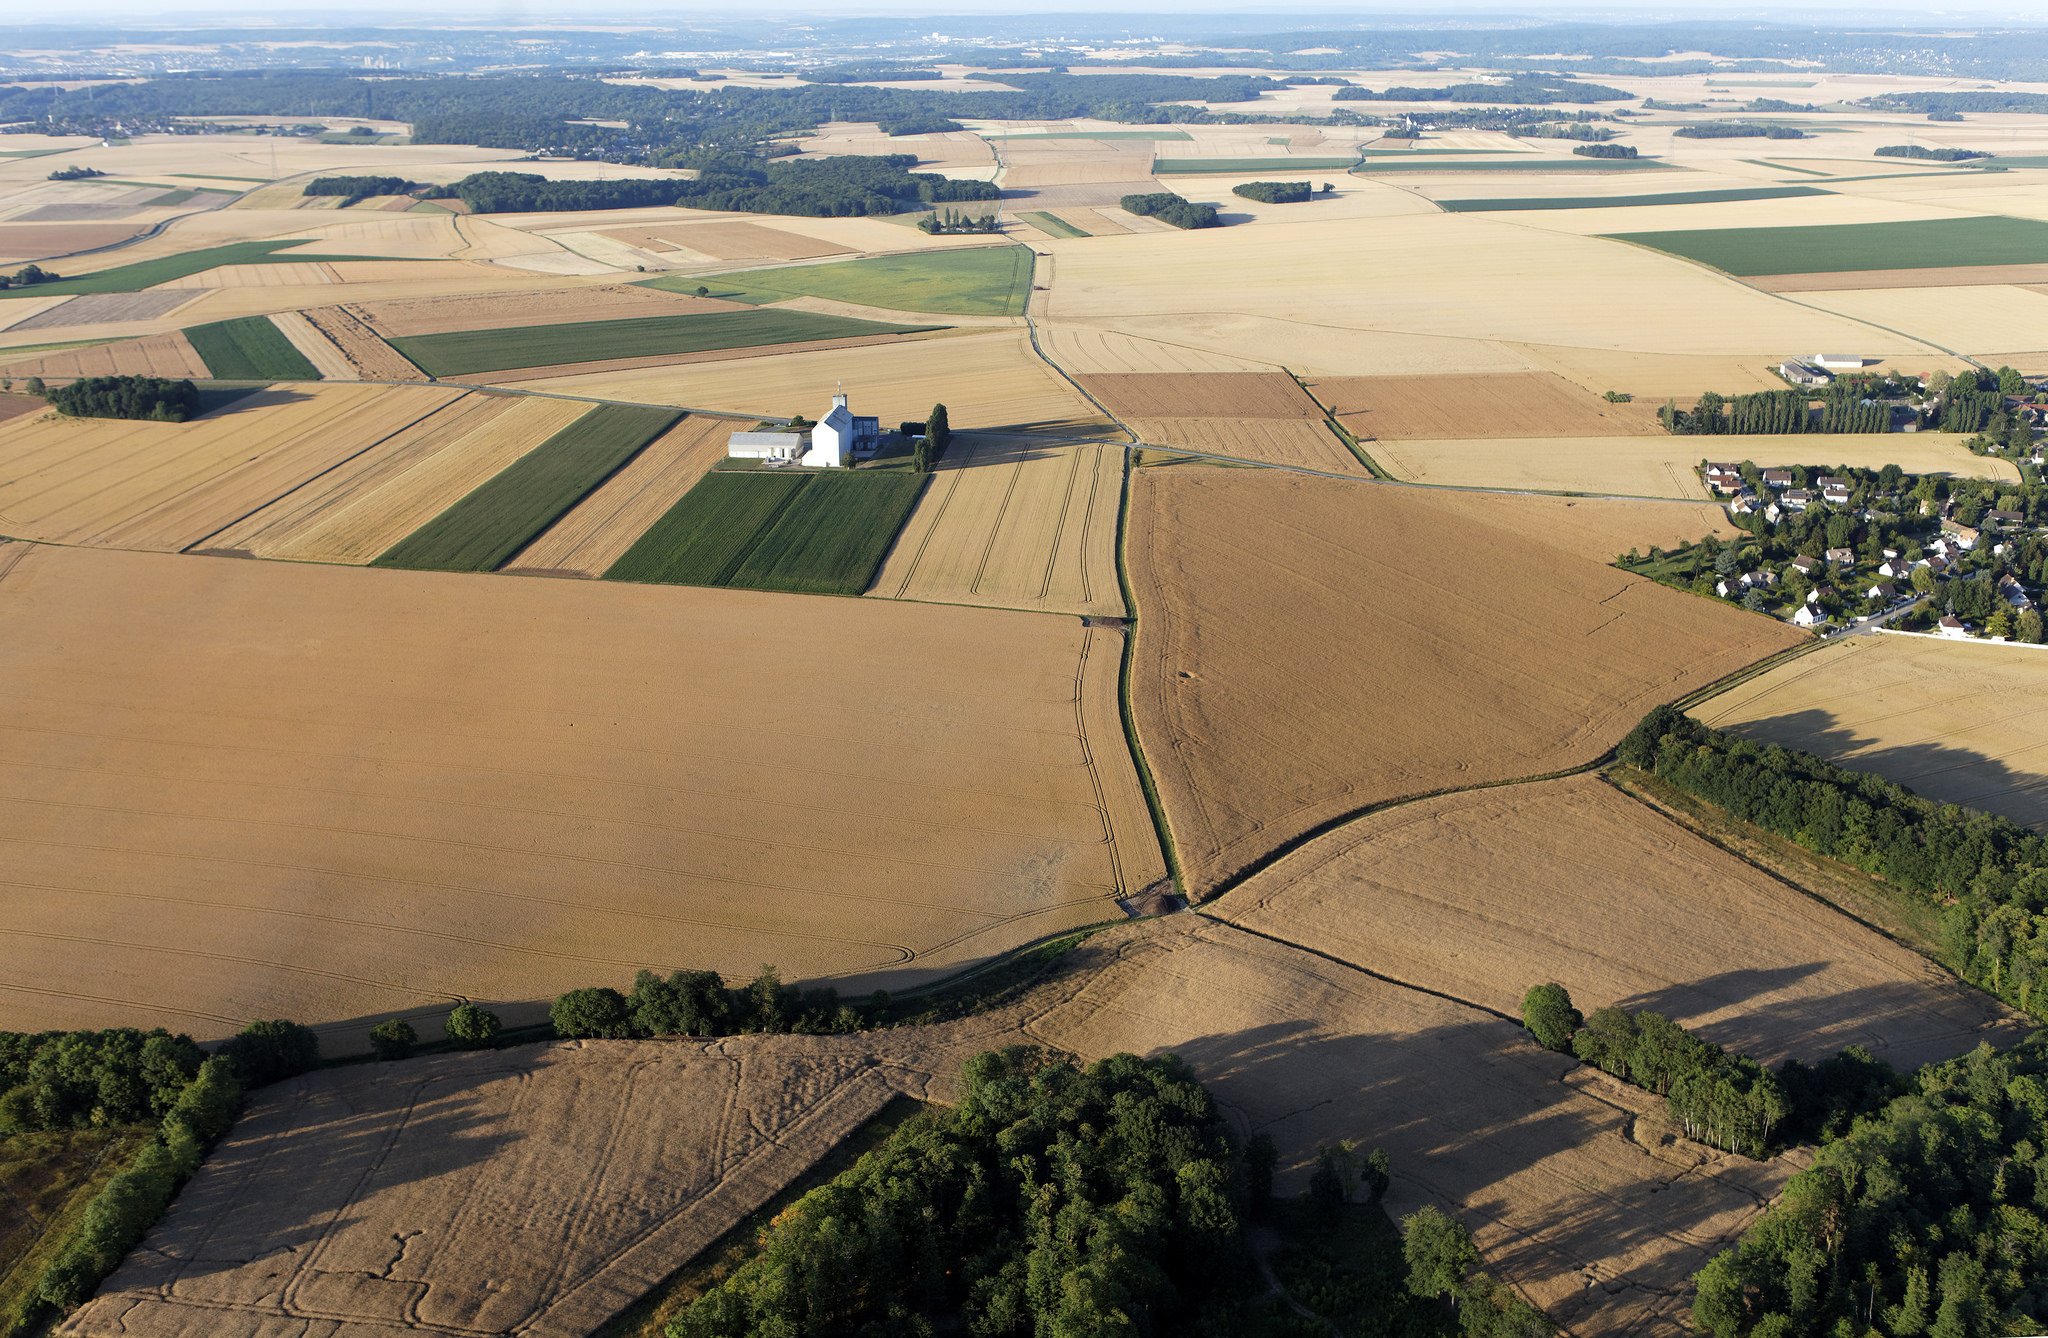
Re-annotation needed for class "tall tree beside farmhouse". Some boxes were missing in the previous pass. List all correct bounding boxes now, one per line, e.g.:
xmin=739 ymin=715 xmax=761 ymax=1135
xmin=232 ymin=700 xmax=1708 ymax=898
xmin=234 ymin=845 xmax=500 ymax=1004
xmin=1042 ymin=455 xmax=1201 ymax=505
xmin=927 ymin=402 xmax=951 ymax=463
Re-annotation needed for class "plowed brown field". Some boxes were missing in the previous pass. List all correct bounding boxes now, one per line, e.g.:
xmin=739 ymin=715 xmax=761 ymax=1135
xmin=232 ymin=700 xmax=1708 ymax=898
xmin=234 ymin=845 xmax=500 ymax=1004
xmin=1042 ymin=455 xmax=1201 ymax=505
xmin=204 ymin=394 xmax=587 ymax=565
xmin=1078 ymin=371 xmax=1318 ymax=420
xmin=0 ymin=383 xmax=462 ymax=551
xmin=0 ymin=545 xmax=1161 ymax=1045
xmin=655 ymin=222 xmax=854 ymax=262
xmin=60 ymin=1030 xmax=1004 ymax=1338
xmin=351 ymin=284 xmax=739 ymax=338
xmin=0 ymin=223 xmax=143 ymax=261
xmin=1306 ymin=371 xmax=1664 ymax=440
xmin=504 ymin=413 xmax=736 ymax=577
xmin=1214 ymin=774 xmax=2021 ymax=1067
xmin=1125 ymin=417 xmax=1364 ymax=473
xmin=1125 ymin=470 xmax=1804 ymax=895
xmin=869 ymin=434 xmax=1125 ymax=616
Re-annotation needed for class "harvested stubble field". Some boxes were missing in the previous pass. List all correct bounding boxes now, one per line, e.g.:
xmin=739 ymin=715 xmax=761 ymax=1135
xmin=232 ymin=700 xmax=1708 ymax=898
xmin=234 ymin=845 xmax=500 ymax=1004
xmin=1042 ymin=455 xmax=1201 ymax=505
xmin=389 ymin=308 xmax=938 ymax=379
xmin=184 ymin=315 xmax=319 ymax=380
xmin=1 ymin=291 xmax=200 ymax=333
xmin=1367 ymin=431 xmax=2015 ymax=498
xmin=1787 ymin=284 xmax=2048 ymax=358
xmin=293 ymin=306 xmax=425 ymax=381
xmin=1411 ymin=490 xmax=1738 ymax=559
xmin=1214 ymin=774 xmax=2020 ymax=1068
xmin=1125 ymin=470 xmax=1803 ymax=895
xmin=374 ymin=404 xmax=679 ymax=573
xmin=0 ymin=224 xmax=147 ymax=262
xmin=1123 ymin=417 xmax=1364 ymax=473
xmin=1306 ymin=371 xmax=1663 ymax=440
xmin=350 ymin=284 xmax=738 ymax=338
xmin=1014 ymin=917 xmax=1794 ymax=1338
xmin=1606 ymin=215 xmax=2048 ymax=276
xmin=1753 ymin=262 xmax=2048 ymax=293
xmin=266 ymin=312 xmax=352 ymax=379
xmin=0 ymin=545 xmax=1161 ymax=1042
xmin=1693 ymin=634 xmax=2048 ymax=830
xmin=1438 ymin=185 xmax=1830 ymax=213
xmin=623 ymin=220 xmax=855 ymax=262
xmin=504 ymin=414 xmax=736 ymax=578
xmin=60 ymin=1031 xmax=1002 ymax=1338
xmin=869 ymin=434 xmax=1126 ymax=616
xmin=0 ymin=382 xmax=463 ymax=551
xmin=529 ymin=329 xmax=1108 ymax=436
xmin=1033 ymin=324 xmax=1273 ymax=374
xmin=203 ymin=394 xmax=591 ymax=565
xmin=1076 ymin=371 xmax=1320 ymax=420
xmin=0 ymin=332 xmax=207 ymax=381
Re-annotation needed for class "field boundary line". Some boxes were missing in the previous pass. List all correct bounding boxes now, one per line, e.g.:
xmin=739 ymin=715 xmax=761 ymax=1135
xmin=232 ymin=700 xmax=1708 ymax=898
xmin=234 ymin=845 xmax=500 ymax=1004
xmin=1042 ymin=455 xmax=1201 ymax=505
xmin=1110 ymin=451 xmax=1184 ymax=900
xmin=1197 ymin=916 xmax=1522 ymax=1026
xmin=1288 ymin=369 xmax=1385 ymax=477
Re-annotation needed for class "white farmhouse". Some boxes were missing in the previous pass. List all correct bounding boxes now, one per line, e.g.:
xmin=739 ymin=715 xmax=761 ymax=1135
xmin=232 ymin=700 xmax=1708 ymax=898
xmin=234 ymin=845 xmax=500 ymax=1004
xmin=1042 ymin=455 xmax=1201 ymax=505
xmin=729 ymin=388 xmax=884 ymax=468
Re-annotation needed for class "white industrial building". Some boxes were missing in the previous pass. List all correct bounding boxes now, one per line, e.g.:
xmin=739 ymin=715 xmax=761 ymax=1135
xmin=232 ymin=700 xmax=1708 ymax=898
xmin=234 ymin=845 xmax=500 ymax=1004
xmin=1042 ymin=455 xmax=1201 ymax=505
xmin=727 ymin=388 xmax=882 ymax=468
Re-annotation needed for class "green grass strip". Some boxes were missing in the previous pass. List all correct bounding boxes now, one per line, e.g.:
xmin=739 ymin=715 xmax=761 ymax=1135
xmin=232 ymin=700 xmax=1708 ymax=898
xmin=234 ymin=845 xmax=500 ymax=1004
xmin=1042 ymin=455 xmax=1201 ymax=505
xmin=1020 ymin=210 xmax=1090 ymax=238
xmin=185 ymin=316 xmax=318 ymax=380
xmin=606 ymin=472 xmax=813 ymax=586
xmin=1440 ymin=185 xmax=1828 ymax=212
xmin=375 ymin=404 xmax=679 ymax=573
xmin=0 ymin=241 xmax=382 ymax=299
xmin=1742 ymin=159 xmax=1836 ymax=177
xmin=1604 ymin=214 xmax=2048 ymax=275
xmin=726 ymin=472 xmax=928 ymax=595
xmin=653 ymin=247 xmax=1031 ymax=316
xmin=1153 ymin=156 xmax=1358 ymax=173
xmin=389 ymin=309 xmax=939 ymax=378
xmin=1355 ymin=157 xmax=1671 ymax=174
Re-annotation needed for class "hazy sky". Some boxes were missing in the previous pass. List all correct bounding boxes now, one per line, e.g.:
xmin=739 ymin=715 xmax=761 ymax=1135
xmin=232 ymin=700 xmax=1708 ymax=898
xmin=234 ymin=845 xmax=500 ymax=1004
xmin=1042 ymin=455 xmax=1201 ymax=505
xmin=22 ymin=0 xmax=2048 ymax=22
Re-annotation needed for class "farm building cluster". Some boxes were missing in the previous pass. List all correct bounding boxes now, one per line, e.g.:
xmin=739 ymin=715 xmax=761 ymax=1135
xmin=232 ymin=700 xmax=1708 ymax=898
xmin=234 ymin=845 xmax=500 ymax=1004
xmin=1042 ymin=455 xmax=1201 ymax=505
xmin=726 ymin=390 xmax=885 ymax=468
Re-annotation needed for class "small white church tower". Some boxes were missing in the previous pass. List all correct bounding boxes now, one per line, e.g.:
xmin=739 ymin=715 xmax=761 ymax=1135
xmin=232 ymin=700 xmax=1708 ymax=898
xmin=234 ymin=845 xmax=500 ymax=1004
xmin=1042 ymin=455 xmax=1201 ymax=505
xmin=803 ymin=385 xmax=856 ymax=469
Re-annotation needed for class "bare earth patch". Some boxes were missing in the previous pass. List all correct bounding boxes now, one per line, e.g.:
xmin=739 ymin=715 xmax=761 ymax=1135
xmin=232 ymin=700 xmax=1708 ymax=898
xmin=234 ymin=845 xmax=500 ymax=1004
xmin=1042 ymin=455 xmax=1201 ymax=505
xmin=298 ymin=306 xmax=430 ymax=381
xmin=1124 ymin=469 xmax=1804 ymax=895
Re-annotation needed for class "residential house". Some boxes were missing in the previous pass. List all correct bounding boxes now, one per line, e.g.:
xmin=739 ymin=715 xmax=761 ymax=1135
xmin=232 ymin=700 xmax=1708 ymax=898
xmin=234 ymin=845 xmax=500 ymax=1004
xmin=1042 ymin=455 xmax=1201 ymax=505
xmin=1792 ymin=604 xmax=1825 ymax=627
xmin=1781 ymin=489 xmax=1813 ymax=512
xmin=1789 ymin=555 xmax=1821 ymax=577
xmin=2000 ymin=574 xmax=2034 ymax=610
xmin=1762 ymin=468 xmax=1795 ymax=489
xmin=1866 ymin=581 xmax=1898 ymax=602
xmin=1938 ymin=615 xmax=1970 ymax=638
xmin=1779 ymin=361 xmax=1831 ymax=388
xmin=1728 ymin=492 xmax=1761 ymax=515
xmin=1764 ymin=502 xmax=1785 ymax=525
xmin=1941 ymin=519 xmax=1981 ymax=550
xmin=1988 ymin=509 xmax=2025 ymax=530
xmin=1818 ymin=476 xmax=1852 ymax=505
xmin=1814 ymin=354 xmax=1866 ymax=370
xmin=1825 ymin=547 xmax=1854 ymax=566
xmin=1879 ymin=557 xmax=1909 ymax=579
xmin=1703 ymin=463 xmax=1743 ymax=496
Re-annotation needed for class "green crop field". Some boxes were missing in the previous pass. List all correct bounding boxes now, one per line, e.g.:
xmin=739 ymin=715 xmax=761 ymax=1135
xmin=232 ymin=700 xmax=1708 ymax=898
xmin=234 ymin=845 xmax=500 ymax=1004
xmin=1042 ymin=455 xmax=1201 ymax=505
xmin=1021 ymin=211 xmax=1090 ymax=238
xmin=727 ymin=472 xmax=927 ymax=595
xmin=389 ymin=309 xmax=940 ymax=377
xmin=1439 ymin=185 xmax=1828 ymax=213
xmin=1153 ymin=157 xmax=1357 ymax=173
xmin=374 ymin=404 xmax=679 ymax=572
xmin=605 ymin=472 xmax=810 ymax=586
xmin=607 ymin=469 xmax=925 ymax=595
xmin=1355 ymin=157 xmax=1669 ymax=174
xmin=1604 ymin=214 xmax=2048 ymax=275
xmin=659 ymin=247 xmax=1032 ymax=316
xmin=185 ymin=316 xmax=318 ymax=380
xmin=0 ymin=242 xmax=379 ymax=299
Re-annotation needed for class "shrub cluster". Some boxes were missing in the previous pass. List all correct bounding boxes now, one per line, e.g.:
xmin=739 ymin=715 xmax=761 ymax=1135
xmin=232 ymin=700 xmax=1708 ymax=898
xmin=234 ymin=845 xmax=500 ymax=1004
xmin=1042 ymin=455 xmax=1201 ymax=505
xmin=1874 ymin=144 xmax=1989 ymax=161
xmin=1231 ymin=180 xmax=1311 ymax=203
xmin=0 ymin=263 xmax=59 ymax=290
xmin=550 ymin=966 xmax=862 ymax=1041
xmin=1674 ymin=122 xmax=1807 ymax=139
xmin=422 ymin=170 xmax=681 ymax=213
xmin=1659 ymin=386 xmax=1889 ymax=435
xmin=303 ymin=173 xmax=419 ymax=202
xmin=914 ymin=206 xmax=1000 ymax=233
xmin=49 ymin=374 xmax=202 ymax=423
xmin=1571 ymin=141 xmax=1637 ymax=158
xmin=878 ymin=115 xmax=964 ymax=135
xmin=46 ymin=165 xmax=103 ymax=180
xmin=1120 ymin=190 xmax=1221 ymax=229
xmin=1622 ymin=705 xmax=2048 ymax=1020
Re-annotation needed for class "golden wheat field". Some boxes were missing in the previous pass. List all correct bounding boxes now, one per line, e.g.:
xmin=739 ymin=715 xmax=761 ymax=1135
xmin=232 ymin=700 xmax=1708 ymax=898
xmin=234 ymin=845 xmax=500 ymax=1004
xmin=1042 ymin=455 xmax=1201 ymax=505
xmin=504 ymin=414 xmax=737 ymax=578
xmin=868 ymin=434 xmax=1126 ymax=616
xmin=0 ymin=545 xmax=1161 ymax=1048
xmin=1213 ymin=774 xmax=2021 ymax=1067
xmin=1124 ymin=417 xmax=1365 ymax=472
xmin=201 ymin=393 xmax=587 ymax=564
xmin=0 ymin=383 xmax=463 ymax=551
xmin=0 ymin=332 xmax=209 ymax=380
xmin=1693 ymin=634 xmax=2048 ymax=830
xmin=1306 ymin=371 xmax=1664 ymax=440
xmin=1124 ymin=469 xmax=1803 ymax=894
xmin=1367 ymin=431 xmax=2018 ymax=497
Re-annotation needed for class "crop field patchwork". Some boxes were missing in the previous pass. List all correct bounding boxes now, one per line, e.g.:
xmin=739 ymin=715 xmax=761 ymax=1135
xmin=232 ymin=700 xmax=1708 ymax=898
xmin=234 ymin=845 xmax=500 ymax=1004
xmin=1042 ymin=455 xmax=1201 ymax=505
xmin=1305 ymin=371 xmax=1663 ymax=440
xmin=1125 ymin=469 xmax=1803 ymax=894
xmin=607 ymin=469 xmax=926 ymax=597
xmin=0 ymin=241 xmax=359 ymax=298
xmin=504 ymin=413 xmax=737 ymax=577
xmin=1215 ymin=774 xmax=2019 ymax=1068
xmin=1606 ymin=215 xmax=2048 ymax=276
xmin=184 ymin=315 xmax=320 ymax=380
xmin=351 ymin=284 xmax=734 ymax=338
xmin=1151 ymin=156 xmax=1358 ymax=173
xmin=1020 ymin=211 xmax=1090 ymax=238
xmin=1693 ymin=634 xmax=2048 ymax=830
xmin=389 ymin=308 xmax=942 ymax=378
xmin=0 ymin=544 xmax=1162 ymax=1041
xmin=1077 ymin=371 xmax=1320 ymax=420
xmin=663 ymin=246 xmax=1033 ymax=316
xmin=1438 ymin=185 xmax=1830 ymax=212
xmin=373 ymin=403 xmax=679 ymax=572
xmin=0 ymin=331 xmax=208 ymax=381
xmin=0 ymin=382 xmax=463 ymax=551
xmin=869 ymin=435 xmax=1125 ymax=616
xmin=1353 ymin=157 xmax=1668 ymax=174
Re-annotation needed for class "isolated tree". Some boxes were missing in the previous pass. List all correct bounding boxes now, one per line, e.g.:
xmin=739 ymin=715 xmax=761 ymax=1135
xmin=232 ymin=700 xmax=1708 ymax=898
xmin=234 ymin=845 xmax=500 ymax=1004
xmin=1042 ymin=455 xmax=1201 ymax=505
xmin=444 ymin=1003 xmax=501 ymax=1049
xmin=1520 ymin=983 xmax=1581 ymax=1053
xmin=24 ymin=377 xmax=44 ymax=397
xmin=1402 ymin=1205 xmax=1479 ymax=1305
xmin=693 ymin=285 xmax=710 ymax=298
xmin=368 ymin=1019 xmax=417 ymax=1061
xmin=550 ymin=986 xmax=635 ymax=1039
xmin=926 ymin=402 xmax=950 ymax=462
xmin=2019 ymin=608 xmax=2044 ymax=644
